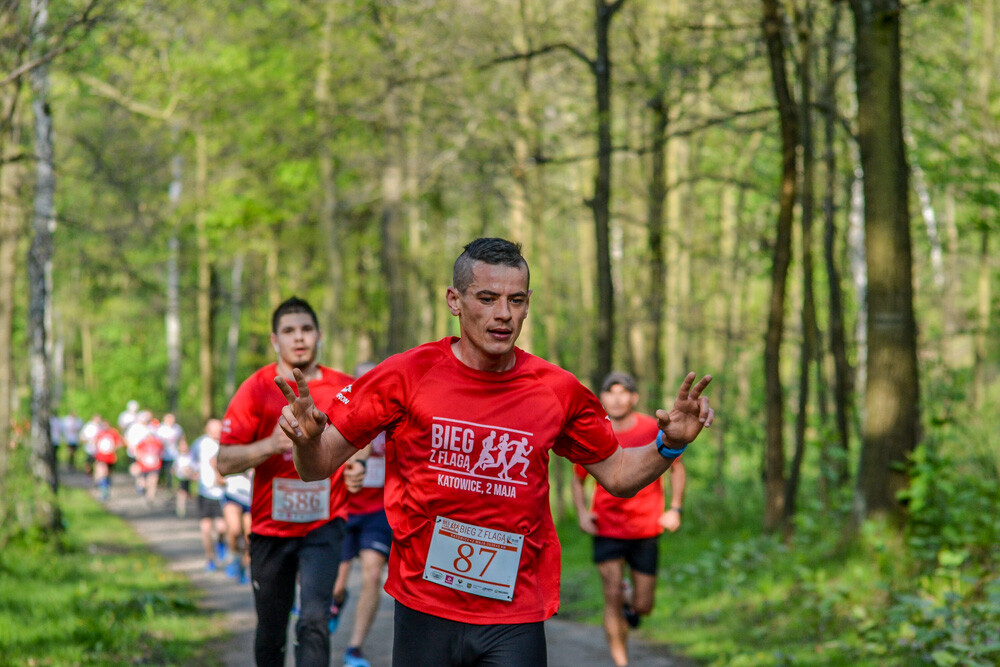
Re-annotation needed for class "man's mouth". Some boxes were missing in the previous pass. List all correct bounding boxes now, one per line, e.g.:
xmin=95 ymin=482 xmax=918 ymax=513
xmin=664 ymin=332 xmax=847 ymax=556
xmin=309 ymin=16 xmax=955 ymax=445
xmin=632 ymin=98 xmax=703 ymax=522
xmin=488 ymin=329 xmax=512 ymax=340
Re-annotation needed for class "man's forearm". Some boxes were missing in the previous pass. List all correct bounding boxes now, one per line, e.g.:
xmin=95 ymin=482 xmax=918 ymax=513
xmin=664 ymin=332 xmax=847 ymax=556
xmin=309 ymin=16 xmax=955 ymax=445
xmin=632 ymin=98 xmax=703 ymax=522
xmin=585 ymin=443 xmax=675 ymax=498
xmin=217 ymin=439 xmax=279 ymax=476
xmin=293 ymin=422 xmax=360 ymax=482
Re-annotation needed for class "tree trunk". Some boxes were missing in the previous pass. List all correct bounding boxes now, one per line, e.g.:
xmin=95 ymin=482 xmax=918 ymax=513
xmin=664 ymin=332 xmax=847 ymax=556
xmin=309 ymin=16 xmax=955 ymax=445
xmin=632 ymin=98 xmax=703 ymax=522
xmin=849 ymin=0 xmax=920 ymax=523
xmin=972 ymin=229 xmax=990 ymax=409
xmin=589 ymin=0 xmax=625 ymax=389
xmin=760 ymin=0 xmax=798 ymax=532
xmin=821 ymin=1 xmax=852 ymax=489
xmin=380 ymin=85 xmax=406 ymax=357
xmin=316 ymin=3 xmax=345 ymax=370
xmin=195 ymin=131 xmax=214 ymax=420
xmin=165 ymin=142 xmax=182 ymax=413
xmin=0 ymin=109 xmax=23 ymax=469
xmin=646 ymin=89 xmax=667 ymax=410
xmin=27 ymin=0 xmax=60 ymax=533
xmin=224 ymin=253 xmax=244 ymax=399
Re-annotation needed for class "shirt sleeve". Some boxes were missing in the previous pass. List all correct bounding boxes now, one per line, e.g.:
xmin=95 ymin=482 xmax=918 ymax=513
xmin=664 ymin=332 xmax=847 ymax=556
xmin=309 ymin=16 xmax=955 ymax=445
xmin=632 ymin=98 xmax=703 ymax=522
xmin=551 ymin=383 xmax=619 ymax=465
xmin=328 ymin=360 xmax=407 ymax=448
xmin=221 ymin=374 xmax=261 ymax=446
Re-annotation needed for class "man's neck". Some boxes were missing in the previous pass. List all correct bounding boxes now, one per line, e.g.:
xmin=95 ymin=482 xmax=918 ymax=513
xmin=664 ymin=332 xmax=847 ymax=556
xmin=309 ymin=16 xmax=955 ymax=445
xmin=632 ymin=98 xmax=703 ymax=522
xmin=451 ymin=339 xmax=516 ymax=373
xmin=609 ymin=412 xmax=637 ymax=433
xmin=276 ymin=359 xmax=321 ymax=382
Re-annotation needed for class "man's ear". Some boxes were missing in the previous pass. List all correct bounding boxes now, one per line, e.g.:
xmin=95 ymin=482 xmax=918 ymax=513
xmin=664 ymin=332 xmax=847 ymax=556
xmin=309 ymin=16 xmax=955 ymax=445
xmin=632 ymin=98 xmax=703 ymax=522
xmin=446 ymin=286 xmax=462 ymax=316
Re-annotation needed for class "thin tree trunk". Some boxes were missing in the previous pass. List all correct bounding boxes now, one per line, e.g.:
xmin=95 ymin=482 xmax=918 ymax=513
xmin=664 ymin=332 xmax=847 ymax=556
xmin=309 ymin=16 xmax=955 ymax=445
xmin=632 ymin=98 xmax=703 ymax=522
xmin=0 ymin=111 xmax=23 ymax=467
xmin=224 ymin=253 xmax=244 ymax=399
xmin=380 ymin=87 xmax=405 ymax=357
xmin=647 ymin=89 xmax=667 ymax=410
xmin=195 ymin=131 xmax=213 ymax=420
xmin=316 ymin=3 xmax=345 ymax=370
xmin=589 ymin=0 xmax=625 ymax=389
xmin=165 ymin=139 xmax=182 ymax=413
xmin=761 ymin=0 xmax=798 ymax=533
xmin=972 ymin=229 xmax=990 ymax=409
xmin=821 ymin=1 xmax=852 ymax=489
xmin=850 ymin=0 xmax=920 ymax=523
xmin=27 ymin=0 xmax=59 ymax=532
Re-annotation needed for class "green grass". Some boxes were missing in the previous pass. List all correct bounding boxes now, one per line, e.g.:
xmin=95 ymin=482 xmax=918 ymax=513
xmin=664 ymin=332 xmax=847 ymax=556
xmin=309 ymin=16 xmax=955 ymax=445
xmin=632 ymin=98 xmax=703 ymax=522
xmin=0 ymin=486 xmax=227 ymax=667
xmin=556 ymin=467 xmax=1000 ymax=667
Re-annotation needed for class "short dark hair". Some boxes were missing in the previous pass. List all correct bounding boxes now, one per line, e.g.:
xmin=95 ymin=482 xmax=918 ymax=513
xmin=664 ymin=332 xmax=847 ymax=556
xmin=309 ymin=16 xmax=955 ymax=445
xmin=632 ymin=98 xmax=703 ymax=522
xmin=271 ymin=296 xmax=319 ymax=333
xmin=452 ymin=238 xmax=530 ymax=293
xmin=600 ymin=371 xmax=638 ymax=394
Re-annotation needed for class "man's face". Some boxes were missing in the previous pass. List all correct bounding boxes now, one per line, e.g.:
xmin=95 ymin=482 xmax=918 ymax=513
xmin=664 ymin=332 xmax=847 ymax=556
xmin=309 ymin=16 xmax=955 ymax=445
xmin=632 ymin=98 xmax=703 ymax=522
xmin=600 ymin=384 xmax=638 ymax=420
xmin=271 ymin=312 xmax=320 ymax=370
xmin=447 ymin=261 xmax=531 ymax=368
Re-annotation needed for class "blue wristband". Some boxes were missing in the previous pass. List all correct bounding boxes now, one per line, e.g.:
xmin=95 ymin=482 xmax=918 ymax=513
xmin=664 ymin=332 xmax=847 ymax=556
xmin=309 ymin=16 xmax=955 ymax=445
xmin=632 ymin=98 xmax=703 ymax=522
xmin=656 ymin=430 xmax=687 ymax=459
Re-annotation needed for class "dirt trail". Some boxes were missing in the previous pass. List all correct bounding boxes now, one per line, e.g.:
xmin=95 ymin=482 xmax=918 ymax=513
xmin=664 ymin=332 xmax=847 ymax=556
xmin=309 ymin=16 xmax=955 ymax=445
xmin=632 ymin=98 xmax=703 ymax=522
xmin=69 ymin=470 xmax=691 ymax=666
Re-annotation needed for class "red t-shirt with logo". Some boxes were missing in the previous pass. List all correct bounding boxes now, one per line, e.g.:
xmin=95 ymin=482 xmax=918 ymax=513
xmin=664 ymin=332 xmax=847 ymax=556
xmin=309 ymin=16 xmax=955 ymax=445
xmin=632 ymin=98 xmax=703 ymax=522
xmin=94 ymin=428 xmax=123 ymax=464
xmin=326 ymin=337 xmax=619 ymax=625
xmin=221 ymin=363 xmax=353 ymax=538
xmin=347 ymin=431 xmax=387 ymax=516
xmin=135 ymin=435 xmax=164 ymax=473
xmin=573 ymin=412 xmax=666 ymax=540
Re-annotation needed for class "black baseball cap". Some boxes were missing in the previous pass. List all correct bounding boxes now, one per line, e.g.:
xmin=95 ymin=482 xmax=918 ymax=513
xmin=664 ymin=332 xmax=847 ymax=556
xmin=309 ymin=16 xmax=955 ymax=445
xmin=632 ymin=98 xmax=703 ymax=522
xmin=600 ymin=371 xmax=637 ymax=393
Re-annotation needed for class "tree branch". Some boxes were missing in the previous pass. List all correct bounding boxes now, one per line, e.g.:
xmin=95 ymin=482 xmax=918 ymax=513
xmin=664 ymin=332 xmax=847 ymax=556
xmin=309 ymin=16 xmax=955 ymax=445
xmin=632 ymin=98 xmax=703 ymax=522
xmin=77 ymin=73 xmax=178 ymax=120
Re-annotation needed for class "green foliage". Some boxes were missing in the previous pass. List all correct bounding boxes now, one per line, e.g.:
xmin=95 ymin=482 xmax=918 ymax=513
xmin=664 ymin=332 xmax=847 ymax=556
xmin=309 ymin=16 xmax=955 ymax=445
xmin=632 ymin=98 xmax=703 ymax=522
xmin=0 ymin=487 xmax=224 ymax=666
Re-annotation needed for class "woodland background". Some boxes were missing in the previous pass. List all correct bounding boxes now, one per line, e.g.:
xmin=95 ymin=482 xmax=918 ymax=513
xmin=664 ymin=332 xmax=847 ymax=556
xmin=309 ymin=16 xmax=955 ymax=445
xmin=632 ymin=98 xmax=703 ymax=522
xmin=1 ymin=1 xmax=999 ymax=664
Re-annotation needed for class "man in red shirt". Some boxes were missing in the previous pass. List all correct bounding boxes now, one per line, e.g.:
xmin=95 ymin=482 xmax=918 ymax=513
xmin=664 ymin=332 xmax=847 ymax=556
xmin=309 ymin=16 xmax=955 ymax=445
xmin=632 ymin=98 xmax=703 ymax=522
xmin=572 ymin=371 xmax=687 ymax=667
xmin=217 ymin=296 xmax=362 ymax=667
xmin=276 ymin=239 xmax=715 ymax=666
xmin=92 ymin=420 xmax=123 ymax=502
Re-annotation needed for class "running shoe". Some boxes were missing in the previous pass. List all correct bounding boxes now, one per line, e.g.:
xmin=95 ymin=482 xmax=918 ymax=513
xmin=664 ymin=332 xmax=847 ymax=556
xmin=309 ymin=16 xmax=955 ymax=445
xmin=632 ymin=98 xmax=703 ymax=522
xmin=238 ymin=566 xmax=249 ymax=585
xmin=225 ymin=559 xmax=241 ymax=579
xmin=216 ymin=542 xmax=228 ymax=563
xmin=205 ymin=560 xmax=218 ymax=572
xmin=343 ymin=647 xmax=371 ymax=667
xmin=328 ymin=591 xmax=348 ymax=634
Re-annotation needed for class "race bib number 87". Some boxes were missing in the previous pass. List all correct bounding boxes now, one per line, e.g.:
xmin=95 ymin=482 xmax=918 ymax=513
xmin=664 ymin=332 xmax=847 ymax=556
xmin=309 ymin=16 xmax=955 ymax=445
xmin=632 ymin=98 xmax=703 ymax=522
xmin=423 ymin=516 xmax=524 ymax=602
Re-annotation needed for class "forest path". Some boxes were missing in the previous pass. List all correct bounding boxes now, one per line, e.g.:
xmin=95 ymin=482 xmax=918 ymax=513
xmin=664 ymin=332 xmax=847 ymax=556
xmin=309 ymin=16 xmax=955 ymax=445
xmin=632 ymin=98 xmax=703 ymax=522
xmin=66 ymin=469 xmax=692 ymax=666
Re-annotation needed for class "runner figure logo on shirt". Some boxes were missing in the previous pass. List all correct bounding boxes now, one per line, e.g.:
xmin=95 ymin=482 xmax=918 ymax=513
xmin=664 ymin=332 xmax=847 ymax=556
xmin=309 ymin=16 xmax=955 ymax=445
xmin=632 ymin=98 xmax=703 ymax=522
xmin=429 ymin=417 xmax=534 ymax=498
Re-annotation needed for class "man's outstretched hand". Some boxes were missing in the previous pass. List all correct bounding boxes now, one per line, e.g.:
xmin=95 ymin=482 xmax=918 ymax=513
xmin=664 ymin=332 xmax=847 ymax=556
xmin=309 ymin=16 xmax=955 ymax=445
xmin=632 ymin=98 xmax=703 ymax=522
xmin=655 ymin=372 xmax=714 ymax=448
xmin=275 ymin=368 xmax=328 ymax=447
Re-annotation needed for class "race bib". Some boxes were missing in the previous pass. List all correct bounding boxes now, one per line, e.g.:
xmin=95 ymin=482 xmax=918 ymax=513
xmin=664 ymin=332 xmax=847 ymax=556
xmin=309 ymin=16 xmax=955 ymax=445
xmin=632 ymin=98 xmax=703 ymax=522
xmin=362 ymin=457 xmax=386 ymax=488
xmin=140 ymin=453 xmax=159 ymax=468
xmin=423 ymin=516 xmax=524 ymax=602
xmin=97 ymin=437 xmax=115 ymax=454
xmin=271 ymin=477 xmax=331 ymax=523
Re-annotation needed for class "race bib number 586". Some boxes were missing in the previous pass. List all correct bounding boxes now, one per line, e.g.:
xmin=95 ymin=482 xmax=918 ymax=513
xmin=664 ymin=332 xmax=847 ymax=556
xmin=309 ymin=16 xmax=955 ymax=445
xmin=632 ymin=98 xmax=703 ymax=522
xmin=271 ymin=477 xmax=331 ymax=523
xmin=423 ymin=516 xmax=524 ymax=602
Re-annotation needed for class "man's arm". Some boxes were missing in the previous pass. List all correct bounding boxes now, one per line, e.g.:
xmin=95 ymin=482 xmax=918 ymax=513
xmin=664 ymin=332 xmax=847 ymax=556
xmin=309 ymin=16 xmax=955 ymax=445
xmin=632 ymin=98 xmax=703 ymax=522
xmin=571 ymin=473 xmax=597 ymax=535
xmin=584 ymin=372 xmax=713 ymax=498
xmin=659 ymin=457 xmax=687 ymax=532
xmin=275 ymin=369 xmax=363 ymax=482
xmin=216 ymin=425 xmax=287 ymax=476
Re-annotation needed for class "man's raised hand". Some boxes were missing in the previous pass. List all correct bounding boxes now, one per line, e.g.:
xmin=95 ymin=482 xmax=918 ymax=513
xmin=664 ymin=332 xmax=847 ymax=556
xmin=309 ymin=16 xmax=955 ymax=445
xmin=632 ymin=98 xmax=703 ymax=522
xmin=655 ymin=372 xmax=715 ymax=448
xmin=275 ymin=368 xmax=328 ymax=447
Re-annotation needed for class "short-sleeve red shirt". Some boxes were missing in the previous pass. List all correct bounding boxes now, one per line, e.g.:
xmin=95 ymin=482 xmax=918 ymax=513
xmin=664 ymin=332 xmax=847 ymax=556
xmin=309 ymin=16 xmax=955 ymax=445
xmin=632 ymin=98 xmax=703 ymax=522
xmin=94 ymin=428 xmax=123 ymax=465
xmin=326 ymin=337 xmax=619 ymax=625
xmin=135 ymin=435 xmax=164 ymax=473
xmin=573 ymin=412 xmax=666 ymax=540
xmin=221 ymin=363 xmax=353 ymax=538
xmin=347 ymin=432 xmax=387 ymax=516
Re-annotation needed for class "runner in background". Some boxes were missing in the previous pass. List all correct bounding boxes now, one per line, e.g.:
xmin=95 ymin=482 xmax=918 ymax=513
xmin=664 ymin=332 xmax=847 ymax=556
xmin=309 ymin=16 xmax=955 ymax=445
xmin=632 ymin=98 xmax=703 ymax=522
xmin=216 ymin=296 xmax=363 ymax=667
xmin=62 ymin=411 xmax=83 ymax=470
xmin=80 ymin=413 xmax=103 ymax=476
xmin=329 ymin=363 xmax=391 ymax=667
xmin=156 ymin=413 xmax=186 ymax=493
xmin=172 ymin=438 xmax=197 ymax=518
xmin=572 ymin=371 xmax=687 ymax=667
xmin=192 ymin=418 xmax=228 ymax=571
xmin=92 ymin=420 xmax=124 ymax=502
xmin=135 ymin=425 xmax=165 ymax=507
xmin=124 ymin=410 xmax=153 ymax=495
xmin=220 ymin=468 xmax=253 ymax=585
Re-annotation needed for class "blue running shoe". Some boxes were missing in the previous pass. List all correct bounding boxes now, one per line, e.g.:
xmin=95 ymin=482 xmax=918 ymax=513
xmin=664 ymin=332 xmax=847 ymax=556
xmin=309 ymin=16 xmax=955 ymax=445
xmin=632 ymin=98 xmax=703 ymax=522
xmin=205 ymin=560 xmax=218 ymax=572
xmin=225 ymin=560 xmax=241 ymax=579
xmin=328 ymin=592 xmax=348 ymax=634
xmin=238 ymin=566 xmax=249 ymax=585
xmin=216 ymin=542 xmax=227 ymax=563
xmin=343 ymin=647 xmax=371 ymax=667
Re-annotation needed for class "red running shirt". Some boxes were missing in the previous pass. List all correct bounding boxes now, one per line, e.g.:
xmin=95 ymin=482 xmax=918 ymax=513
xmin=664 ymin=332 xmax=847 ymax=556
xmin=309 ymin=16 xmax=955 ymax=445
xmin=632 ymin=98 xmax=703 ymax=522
xmin=326 ymin=337 xmax=619 ymax=625
xmin=135 ymin=435 xmax=164 ymax=473
xmin=347 ymin=431 xmax=387 ymax=516
xmin=221 ymin=363 xmax=353 ymax=538
xmin=94 ymin=428 xmax=123 ymax=465
xmin=573 ymin=412 xmax=666 ymax=540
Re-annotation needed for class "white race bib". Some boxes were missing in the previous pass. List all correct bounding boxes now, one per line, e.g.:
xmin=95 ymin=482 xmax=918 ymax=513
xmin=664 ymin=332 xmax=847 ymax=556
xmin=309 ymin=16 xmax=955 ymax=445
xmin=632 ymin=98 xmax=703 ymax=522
xmin=271 ymin=477 xmax=331 ymax=523
xmin=423 ymin=516 xmax=524 ymax=602
xmin=362 ymin=457 xmax=386 ymax=488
